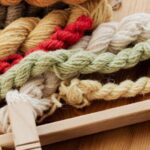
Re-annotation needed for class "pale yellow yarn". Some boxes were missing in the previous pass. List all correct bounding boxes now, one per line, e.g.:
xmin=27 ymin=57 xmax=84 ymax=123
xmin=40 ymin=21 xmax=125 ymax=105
xmin=57 ymin=77 xmax=150 ymax=108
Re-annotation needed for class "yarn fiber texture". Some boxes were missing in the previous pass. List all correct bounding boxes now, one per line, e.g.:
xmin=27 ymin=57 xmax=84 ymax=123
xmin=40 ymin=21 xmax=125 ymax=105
xmin=68 ymin=0 xmax=112 ymax=28
xmin=57 ymin=77 xmax=150 ymax=108
xmin=1 ymin=74 xmax=150 ymax=133
xmin=0 ymin=40 xmax=150 ymax=100
xmin=71 ymin=13 xmax=150 ymax=54
xmin=0 ymin=10 xmax=68 ymax=59
xmin=0 ymin=2 xmax=68 ymax=29
xmin=0 ymin=15 xmax=92 ymax=73
xmin=0 ymin=0 xmax=112 ymax=72
xmin=0 ymin=0 xmax=87 ymax=7
xmin=0 ymin=74 xmax=62 ymax=133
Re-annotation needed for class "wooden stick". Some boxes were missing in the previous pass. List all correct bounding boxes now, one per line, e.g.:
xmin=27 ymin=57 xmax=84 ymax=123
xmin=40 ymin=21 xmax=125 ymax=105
xmin=0 ymin=100 xmax=150 ymax=149
xmin=7 ymin=100 xmax=41 ymax=150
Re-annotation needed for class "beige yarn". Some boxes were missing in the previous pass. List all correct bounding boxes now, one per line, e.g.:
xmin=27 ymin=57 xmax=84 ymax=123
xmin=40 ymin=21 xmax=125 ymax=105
xmin=0 ymin=10 xmax=68 ymax=59
xmin=1 ymin=75 xmax=150 ymax=133
xmin=68 ymin=0 xmax=112 ymax=28
xmin=21 ymin=10 xmax=68 ymax=51
xmin=57 ymin=78 xmax=150 ymax=108
xmin=0 ymin=17 xmax=40 ymax=59
xmin=0 ymin=0 xmax=112 ymax=59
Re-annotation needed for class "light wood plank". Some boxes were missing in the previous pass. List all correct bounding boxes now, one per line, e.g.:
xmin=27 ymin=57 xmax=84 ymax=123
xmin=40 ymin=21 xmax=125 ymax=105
xmin=7 ymin=101 xmax=41 ymax=150
xmin=0 ymin=100 xmax=150 ymax=149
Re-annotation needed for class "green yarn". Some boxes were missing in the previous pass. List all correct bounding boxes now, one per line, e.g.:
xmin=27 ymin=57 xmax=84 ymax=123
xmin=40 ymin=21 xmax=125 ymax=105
xmin=0 ymin=40 xmax=150 ymax=100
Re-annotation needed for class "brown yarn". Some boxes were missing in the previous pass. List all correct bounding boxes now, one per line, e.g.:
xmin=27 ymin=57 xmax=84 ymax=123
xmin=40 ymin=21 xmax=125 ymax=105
xmin=0 ymin=17 xmax=39 ymax=59
xmin=26 ymin=0 xmax=87 ymax=7
xmin=0 ymin=2 xmax=69 ymax=29
xmin=0 ymin=5 xmax=6 ymax=28
xmin=5 ymin=2 xmax=25 ymax=26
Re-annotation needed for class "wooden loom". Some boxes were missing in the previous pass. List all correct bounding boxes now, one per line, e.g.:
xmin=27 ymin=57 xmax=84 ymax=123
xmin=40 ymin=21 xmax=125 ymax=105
xmin=1 ymin=0 xmax=150 ymax=149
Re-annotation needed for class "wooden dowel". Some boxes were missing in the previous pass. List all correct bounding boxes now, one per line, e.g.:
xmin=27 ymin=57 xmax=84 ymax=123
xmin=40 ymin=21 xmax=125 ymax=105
xmin=0 ymin=100 xmax=150 ymax=149
xmin=7 ymin=101 xmax=41 ymax=150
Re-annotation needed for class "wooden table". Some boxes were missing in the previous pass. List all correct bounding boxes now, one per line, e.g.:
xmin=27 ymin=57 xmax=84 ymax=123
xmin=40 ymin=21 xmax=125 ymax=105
xmin=43 ymin=0 xmax=150 ymax=149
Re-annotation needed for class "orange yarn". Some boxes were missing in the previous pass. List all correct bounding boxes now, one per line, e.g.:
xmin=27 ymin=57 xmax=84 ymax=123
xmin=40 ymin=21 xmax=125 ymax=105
xmin=0 ymin=0 xmax=87 ymax=7
xmin=0 ymin=0 xmax=21 ymax=5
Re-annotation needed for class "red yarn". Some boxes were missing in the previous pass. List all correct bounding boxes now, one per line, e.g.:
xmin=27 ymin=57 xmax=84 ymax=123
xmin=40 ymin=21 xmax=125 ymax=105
xmin=26 ymin=16 xmax=92 ymax=55
xmin=0 ymin=16 xmax=93 ymax=74
xmin=0 ymin=54 xmax=23 ymax=74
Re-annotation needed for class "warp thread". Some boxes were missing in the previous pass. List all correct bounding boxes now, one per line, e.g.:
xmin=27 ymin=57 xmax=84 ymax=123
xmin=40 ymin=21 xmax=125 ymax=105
xmin=0 ymin=40 xmax=150 ymax=100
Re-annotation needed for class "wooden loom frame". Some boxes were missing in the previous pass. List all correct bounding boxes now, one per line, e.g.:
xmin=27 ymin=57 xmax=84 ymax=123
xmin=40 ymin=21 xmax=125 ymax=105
xmin=0 ymin=99 xmax=150 ymax=149
xmin=0 ymin=0 xmax=148 ymax=149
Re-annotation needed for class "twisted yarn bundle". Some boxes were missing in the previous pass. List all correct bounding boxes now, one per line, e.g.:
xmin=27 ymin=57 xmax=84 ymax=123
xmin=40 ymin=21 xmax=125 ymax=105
xmin=68 ymin=0 xmax=112 ymax=28
xmin=0 ymin=0 xmax=112 ymax=73
xmin=0 ymin=40 xmax=149 ymax=100
xmin=0 ymin=0 xmax=87 ymax=7
xmin=0 ymin=10 xmax=68 ymax=59
xmin=1 ymin=73 xmax=150 ymax=133
xmin=71 ymin=13 xmax=150 ymax=53
xmin=57 ymin=77 xmax=150 ymax=108
xmin=0 ymin=74 xmax=62 ymax=133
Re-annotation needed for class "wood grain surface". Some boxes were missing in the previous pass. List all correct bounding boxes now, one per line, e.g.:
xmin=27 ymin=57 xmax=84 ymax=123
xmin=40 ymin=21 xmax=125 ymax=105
xmin=43 ymin=0 xmax=150 ymax=149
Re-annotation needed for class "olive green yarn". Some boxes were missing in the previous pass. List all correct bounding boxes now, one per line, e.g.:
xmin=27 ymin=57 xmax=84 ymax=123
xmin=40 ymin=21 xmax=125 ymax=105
xmin=0 ymin=40 xmax=150 ymax=100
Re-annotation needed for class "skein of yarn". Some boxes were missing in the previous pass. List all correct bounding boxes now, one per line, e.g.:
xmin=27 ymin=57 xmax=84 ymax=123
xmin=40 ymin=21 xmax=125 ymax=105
xmin=0 ymin=0 xmax=87 ymax=6
xmin=68 ymin=0 xmax=112 ymax=28
xmin=1 ymin=74 xmax=150 ymax=133
xmin=0 ymin=0 xmax=112 ymax=72
xmin=0 ymin=39 xmax=150 ymax=100
xmin=71 ymin=13 xmax=150 ymax=53
xmin=0 ymin=75 xmax=62 ymax=133
xmin=0 ymin=10 xmax=68 ymax=59
xmin=56 ymin=77 xmax=150 ymax=108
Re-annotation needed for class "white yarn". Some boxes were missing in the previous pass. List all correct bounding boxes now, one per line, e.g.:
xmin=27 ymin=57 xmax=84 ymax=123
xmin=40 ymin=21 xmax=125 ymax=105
xmin=86 ymin=13 xmax=150 ymax=53
xmin=68 ymin=13 xmax=150 ymax=53
xmin=0 ymin=73 xmax=62 ymax=133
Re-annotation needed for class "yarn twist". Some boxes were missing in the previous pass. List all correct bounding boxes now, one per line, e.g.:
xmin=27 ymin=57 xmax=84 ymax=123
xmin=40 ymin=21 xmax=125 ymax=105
xmin=87 ymin=13 xmax=150 ymax=53
xmin=0 ymin=75 xmax=62 ymax=133
xmin=0 ymin=0 xmax=87 ymax=7
xmin=0 ymin=2 xmax=65 ymax=29
xmin=68 ymin=0 xmax=112 ymax=28
xmin=56 ymin=77 xmax=150 ymax=108
xmin=0 ymin=15 xmax=92 ymax=73
xmin=71 ymin=13 xmax=150 ymax=53
xmin=1 ymin=74 xmax=150 ymax=133
xmin=0 ymin=40 xmax=150 ymax=100
xmin=26 ymin=15 xmax=92 ymax=54
xmin=0 ymin=10 xmax=68 ymax=59
xmin=0 ymin=0 xmax=112 ymax=60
